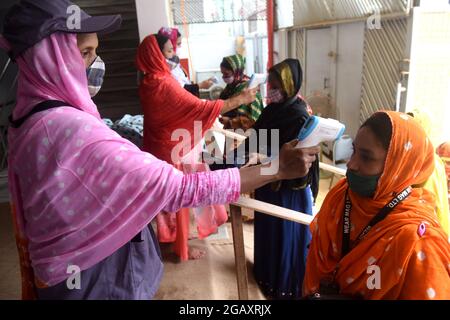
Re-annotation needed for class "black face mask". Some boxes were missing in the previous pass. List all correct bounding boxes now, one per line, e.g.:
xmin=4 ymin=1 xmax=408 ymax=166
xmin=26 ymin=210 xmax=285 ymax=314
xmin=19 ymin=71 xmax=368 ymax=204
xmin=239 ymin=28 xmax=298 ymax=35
xmin=170 ymin=55 xmax=180 ymax=64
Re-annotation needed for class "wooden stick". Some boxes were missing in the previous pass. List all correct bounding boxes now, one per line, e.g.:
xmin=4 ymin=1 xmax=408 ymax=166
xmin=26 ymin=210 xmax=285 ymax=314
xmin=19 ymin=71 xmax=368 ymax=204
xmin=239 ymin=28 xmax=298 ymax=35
xmin=210 ymin=127 xmax=247 ymax=142
xmin=230 ymin=204 xmax=249 ymax=300
xmin=233 ymin=196 xmax=313 ymax=225
xmin=229 ymin=197 xmax=313 ymax=300
xmin=319 ymin=162 xmax=346 ymax=176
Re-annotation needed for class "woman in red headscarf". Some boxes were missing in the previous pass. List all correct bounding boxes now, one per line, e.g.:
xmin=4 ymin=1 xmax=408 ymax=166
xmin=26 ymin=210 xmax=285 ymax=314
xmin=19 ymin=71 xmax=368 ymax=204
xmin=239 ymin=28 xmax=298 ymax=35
xmin=136 ymin=34 xmax=257 ymax=260
xmin=304 ymin=111 xmax=450 ymax=299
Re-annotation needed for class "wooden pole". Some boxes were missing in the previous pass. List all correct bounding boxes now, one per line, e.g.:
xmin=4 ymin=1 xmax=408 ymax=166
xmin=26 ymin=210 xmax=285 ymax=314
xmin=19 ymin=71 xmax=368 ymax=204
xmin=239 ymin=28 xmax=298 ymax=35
xmin=230 ymin=204 xmax=249 ymax=300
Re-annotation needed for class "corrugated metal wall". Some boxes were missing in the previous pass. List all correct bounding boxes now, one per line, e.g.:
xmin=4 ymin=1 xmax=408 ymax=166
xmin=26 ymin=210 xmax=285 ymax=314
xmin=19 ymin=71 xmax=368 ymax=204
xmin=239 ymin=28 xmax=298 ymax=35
xmin=293 ymin=29 xmax=306 ymax=96
xmin=293 ymin=0 xmax=410 ymax=27
xmin=285 ymin=29 xmax=306 ymax=95
xmin=295 ymin=29 xmax=306 ymax=69
xmin=280 ymin=1 xmax=411 ymax=125
xmin=360 ymin=18 xmax=408 ymax=123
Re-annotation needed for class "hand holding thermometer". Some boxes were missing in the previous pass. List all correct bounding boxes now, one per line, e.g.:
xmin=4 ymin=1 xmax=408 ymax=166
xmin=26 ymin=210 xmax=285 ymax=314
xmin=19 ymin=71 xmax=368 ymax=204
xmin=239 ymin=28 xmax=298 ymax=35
xmin=247 ymin=73 xmax=268 ymax=89
xmin=210 ymin=76 xmax=219 ymax=84
xmin=297 ymin=116 xmax=346 ymax=148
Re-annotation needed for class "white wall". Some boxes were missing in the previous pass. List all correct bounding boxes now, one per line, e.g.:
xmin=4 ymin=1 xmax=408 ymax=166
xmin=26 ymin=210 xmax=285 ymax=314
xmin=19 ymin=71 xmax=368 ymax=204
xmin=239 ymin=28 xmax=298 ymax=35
xmin=176 ymin=21 xmax=267 ymax=82
xmin=335 ymin=22 xmax=365 ymax=138
xmin=175 ymin=22 xmax=238 ymax=82
xmin=183 ymin=35 xmax=236 ymax=80
xmin=405 ymin=7 xmax=450 ymax=146
xmin=276 ymin=0 xmax=294 ymax=29
xmin=135 ymin=0 xmax=171 ymax=41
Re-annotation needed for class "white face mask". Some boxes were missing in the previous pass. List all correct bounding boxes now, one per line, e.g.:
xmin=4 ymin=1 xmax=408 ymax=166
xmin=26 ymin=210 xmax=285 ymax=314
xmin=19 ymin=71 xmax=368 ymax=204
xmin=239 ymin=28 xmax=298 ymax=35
xmin=223 ymin=76 xmax=234 ymax=84
xmin=266 ymin=89 xmax=285 ymax=104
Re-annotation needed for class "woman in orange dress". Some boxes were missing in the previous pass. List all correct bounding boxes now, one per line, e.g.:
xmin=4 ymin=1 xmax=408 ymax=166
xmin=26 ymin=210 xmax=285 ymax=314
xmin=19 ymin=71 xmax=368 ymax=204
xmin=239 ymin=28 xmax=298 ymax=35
xmin=304 ymin=111 xmax=450 ymax=299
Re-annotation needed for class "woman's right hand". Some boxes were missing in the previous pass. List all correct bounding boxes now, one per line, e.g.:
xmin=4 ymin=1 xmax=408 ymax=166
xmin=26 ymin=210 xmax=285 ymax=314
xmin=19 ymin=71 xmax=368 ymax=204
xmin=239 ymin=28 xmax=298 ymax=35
xmin=239 ymin=140 xmax=320 ymax=193
xmin=221 ymin=88 xmax=258 ymax=115
xmin=239 ymin=140 xmax=320 ymax=194
xmin=238 ymin=88 xmax=257 ymax=105
xmin=276 ymin=140 xmax=320 ymax=180
xmin=199 ymin=79 xmax=214 ymax=90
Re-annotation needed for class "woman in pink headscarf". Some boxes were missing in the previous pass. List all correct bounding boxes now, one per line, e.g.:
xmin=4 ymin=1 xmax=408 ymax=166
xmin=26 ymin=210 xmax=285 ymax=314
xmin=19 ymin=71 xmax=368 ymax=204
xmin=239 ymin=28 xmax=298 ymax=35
xmin=157 ymin=27 xmax=214 ymax=96
xmin=1 ymin=0 xmax=320 ymax=300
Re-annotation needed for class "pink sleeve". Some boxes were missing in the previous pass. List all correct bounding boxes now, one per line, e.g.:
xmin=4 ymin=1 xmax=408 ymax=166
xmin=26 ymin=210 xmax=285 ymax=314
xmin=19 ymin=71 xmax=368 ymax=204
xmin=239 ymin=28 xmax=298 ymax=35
xmin=8 ymin=109 xmax=240 ymax=286
xmin=165 ymin=168 xmax=241 ymax=213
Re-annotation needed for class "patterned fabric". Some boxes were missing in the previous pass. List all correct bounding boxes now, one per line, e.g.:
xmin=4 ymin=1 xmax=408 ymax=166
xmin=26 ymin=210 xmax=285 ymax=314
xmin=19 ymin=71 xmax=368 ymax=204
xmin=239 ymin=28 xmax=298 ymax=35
xmin=304 ymin=111 xmax=450 ymax=299
xmin=220 ymin=54 xmax=264 ymax=124
xmin=104 ymin=115 xmax=144 ymax=148
xmin=102 ymin=118 xmax=114 ymax=127
xmin=222 ymin=81 xmax=264 ymax=123
xmin=1 ymin=32 xmax=241 ymax=292
xmin=224 ymin=54 xmax=246 ymax=80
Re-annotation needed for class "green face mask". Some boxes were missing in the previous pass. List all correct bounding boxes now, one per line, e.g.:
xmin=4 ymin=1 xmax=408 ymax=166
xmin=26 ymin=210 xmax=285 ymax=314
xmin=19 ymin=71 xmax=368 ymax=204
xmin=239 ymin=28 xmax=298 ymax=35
xmin=346 ymin=170 xmax=381 ymax=198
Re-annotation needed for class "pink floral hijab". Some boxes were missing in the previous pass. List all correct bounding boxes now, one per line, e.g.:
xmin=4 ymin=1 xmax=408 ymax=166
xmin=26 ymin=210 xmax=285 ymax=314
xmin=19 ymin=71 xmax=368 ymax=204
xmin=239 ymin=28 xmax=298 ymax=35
xmin=0 ymin=32 xmax=240 ymax=292
xmin=3 ymin=32 xmax=99 ymax=121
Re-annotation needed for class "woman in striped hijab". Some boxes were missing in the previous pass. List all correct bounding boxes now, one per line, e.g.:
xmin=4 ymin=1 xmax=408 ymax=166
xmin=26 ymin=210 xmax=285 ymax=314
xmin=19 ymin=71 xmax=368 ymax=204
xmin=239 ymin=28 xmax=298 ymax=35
xmin=219 ymin=54 xmax=264 ymax=130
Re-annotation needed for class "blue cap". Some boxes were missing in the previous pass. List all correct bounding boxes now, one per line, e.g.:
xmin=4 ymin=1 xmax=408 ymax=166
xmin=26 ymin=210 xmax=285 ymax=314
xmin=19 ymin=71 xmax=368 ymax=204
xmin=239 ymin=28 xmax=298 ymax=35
xmin=3 ymin=0 xmax=122 ymax=59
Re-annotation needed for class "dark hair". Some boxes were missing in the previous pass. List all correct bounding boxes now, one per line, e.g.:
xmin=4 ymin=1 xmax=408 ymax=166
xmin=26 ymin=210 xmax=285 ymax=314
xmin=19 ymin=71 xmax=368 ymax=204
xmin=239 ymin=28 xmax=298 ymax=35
xmin=361 ymin=112 xmax=393 ymax=151
xmin=155 ymin=33 xmax=170 ymax=52
xmin=177 ymin=30 xmax=182 ymax=38
xmin=220 ymin=58 xmax=232 ymax=71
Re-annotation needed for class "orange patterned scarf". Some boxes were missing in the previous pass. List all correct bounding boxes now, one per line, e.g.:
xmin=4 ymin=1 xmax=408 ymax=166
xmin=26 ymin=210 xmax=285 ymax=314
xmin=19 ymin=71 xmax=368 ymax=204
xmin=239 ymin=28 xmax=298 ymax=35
xmin=304 ymin=111 xmax=450 ymax=299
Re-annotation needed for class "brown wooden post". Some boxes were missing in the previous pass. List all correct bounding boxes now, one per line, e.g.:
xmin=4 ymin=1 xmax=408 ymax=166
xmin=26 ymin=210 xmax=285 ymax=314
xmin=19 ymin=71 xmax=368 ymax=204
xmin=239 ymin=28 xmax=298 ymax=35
xmin=230 ymin=204 xmax=249 ymax=300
